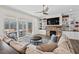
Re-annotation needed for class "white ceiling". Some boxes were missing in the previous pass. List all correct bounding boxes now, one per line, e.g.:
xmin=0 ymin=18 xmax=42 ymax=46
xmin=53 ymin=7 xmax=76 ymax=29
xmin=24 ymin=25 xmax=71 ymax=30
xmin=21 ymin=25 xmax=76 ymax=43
xmin=8 ymin=5 xmax=79 ymax=17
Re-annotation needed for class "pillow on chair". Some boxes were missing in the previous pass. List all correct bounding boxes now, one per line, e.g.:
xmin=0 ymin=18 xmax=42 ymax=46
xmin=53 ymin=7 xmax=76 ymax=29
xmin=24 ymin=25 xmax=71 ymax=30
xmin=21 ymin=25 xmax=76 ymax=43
xmin=53 ymin=41 xmax=71 ymax=54
xmin=10 ymin=41 xmax=28 ymax=53
xmin=36 ymin=42 xmax=57 ymax=52
xmin=3 ymin=37 xmax=14 ymax=44
xmin=53 ymin=34 xmax=75 ymax=54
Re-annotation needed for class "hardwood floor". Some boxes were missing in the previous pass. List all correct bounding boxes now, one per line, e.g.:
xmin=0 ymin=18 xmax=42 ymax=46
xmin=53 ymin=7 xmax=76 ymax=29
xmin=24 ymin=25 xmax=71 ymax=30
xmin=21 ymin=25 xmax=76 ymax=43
xmin=69 ymin=39 xmax=79 ymax=54
xmin=0 ymin=41 xmax=19 ymax=54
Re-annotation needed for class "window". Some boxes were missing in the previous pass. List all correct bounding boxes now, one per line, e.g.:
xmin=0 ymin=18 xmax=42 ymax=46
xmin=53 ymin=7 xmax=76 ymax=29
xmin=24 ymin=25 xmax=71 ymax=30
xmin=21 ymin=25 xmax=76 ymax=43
xmin=4 ymin=21 xmax=9 ymax=29
xmin=18 ymin=21 xmax=26 ymax=37
xmin=10 ymin=21 xmax=16 ymax=29
xmin=4 ymin=20 xmax=16 ymax=29
xmin=24 ymin=22 xmax=26 ymax=29
xmin=19 ymin=21 xmax=26 ymax=29
xmin=19 ymin=21 xmax=23 ymax=29
xmin=28 ymin=22 xmax=32 ymax=33
xmin=4 ymin=19 xmax=27 ymax=38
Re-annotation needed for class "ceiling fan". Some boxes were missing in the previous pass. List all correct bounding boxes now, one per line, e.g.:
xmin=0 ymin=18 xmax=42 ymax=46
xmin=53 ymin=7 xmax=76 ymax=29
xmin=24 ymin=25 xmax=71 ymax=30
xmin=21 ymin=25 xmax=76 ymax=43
xmin=35 ymin=5 xmax=49 ymax=15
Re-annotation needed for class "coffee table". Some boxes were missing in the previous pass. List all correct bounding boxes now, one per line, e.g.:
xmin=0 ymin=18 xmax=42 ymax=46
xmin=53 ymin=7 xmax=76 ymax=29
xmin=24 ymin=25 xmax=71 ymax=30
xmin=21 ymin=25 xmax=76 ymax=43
xmin=30 ymin=36 xmax=42 ymax=45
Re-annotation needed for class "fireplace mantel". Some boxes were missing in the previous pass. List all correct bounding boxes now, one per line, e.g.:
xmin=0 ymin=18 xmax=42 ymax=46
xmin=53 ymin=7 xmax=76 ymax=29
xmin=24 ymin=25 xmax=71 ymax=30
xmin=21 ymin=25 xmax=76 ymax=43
xmin=46 ymin=25 xmax=62 ymax=31
xmin=46 ymin=25 xmax=62 ymax=29
xmin=46 ymin=25 xmax=62 ymax=27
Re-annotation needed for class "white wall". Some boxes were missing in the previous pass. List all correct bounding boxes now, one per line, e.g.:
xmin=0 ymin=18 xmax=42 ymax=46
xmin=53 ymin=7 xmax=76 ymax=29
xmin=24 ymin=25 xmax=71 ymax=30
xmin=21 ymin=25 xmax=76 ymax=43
xmin=32 ymin=18 xmax=39 ymax=35
xmin=38 ymin=30 xmax=46 ymax=35
xmin=0 ymin=6 xmax=39 ymax=37
xmin=62 ymin=31 xmax=79 ymax=40
xmin=0 ymin=14 xmax=5 ymax=37
xmin=36 ymin=14 xmax=62 ymax=35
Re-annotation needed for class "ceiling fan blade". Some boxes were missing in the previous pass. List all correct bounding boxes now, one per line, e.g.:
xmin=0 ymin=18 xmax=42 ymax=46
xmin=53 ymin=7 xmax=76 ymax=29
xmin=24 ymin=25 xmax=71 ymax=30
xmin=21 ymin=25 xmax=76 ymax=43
xmin=34 ymin=11 xmax=43 ymax=13
xmin=33 ymin=5 xmax=49 ymax=14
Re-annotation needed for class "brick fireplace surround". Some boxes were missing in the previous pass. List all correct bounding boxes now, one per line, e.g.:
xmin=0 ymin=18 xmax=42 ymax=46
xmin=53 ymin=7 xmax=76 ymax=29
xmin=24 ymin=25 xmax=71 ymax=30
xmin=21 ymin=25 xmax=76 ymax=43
xmin=46 ymin=25 xmax=62 ymax=41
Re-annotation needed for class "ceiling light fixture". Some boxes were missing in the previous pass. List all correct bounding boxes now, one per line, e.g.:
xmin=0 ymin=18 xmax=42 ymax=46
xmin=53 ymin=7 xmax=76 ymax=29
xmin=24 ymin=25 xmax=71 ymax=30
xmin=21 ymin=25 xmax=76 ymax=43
xmin=35 ymin=5 xmax=49 ymax=15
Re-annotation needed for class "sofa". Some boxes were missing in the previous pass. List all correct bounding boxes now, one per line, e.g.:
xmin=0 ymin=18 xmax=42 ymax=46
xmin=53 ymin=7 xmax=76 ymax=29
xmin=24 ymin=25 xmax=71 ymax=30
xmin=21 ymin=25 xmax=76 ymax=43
xmin=3 ymin=36 xmax=29 ymax=54
xmin=25 ymin=33 xmax=79 ymax=54
xmin=3 ymin=36 xmax=14 ymax=44
xmin=10 ymin=40 xmax=29 ymax=53
xmin=2 ymin=33 xmax=79 ymax=54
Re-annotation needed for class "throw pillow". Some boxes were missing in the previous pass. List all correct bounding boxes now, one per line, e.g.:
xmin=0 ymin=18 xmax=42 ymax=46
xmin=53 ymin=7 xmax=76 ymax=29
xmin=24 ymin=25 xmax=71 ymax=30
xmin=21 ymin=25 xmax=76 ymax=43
xmin=36 ymin=42 xmax=57 ymax=52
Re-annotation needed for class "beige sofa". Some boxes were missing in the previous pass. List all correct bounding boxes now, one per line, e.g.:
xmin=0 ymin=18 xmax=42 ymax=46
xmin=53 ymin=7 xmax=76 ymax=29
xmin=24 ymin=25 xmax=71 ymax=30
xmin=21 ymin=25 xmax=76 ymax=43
xmin=3 ymin=36 xmax=14 ymax=44
xmin=2 ymin=33 xmax=79 ymax=54
xmin=3 ymin=36 xmax=29 ymax=54
xmin=9 ymin=40 xmax=29 ymax=53
xmin=25 ymin=34 xmax=79 ymax=54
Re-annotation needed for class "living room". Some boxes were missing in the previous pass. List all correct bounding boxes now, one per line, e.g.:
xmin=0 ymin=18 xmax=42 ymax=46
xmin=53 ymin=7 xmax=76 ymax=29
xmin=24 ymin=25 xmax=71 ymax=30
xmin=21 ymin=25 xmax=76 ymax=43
xmin=0 ymin=5 xmax=79 ymax=54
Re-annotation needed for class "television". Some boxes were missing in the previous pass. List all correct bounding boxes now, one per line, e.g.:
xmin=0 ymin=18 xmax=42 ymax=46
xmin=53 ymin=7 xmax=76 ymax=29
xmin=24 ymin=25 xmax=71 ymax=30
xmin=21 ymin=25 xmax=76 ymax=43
xmin=47 ymin=17 xmax=59 ymax=25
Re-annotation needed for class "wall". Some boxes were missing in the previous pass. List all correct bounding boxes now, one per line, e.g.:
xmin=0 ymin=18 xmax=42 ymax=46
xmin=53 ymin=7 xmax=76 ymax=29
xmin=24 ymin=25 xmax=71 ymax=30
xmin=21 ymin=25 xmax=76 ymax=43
xmin=0 ymin=13 xmax=6 ymax=37
xmin=62 ymin=31 xmax=79 ymax=40
xmin=62 ymin=11 xmax=79 ymax=40
xmin=0 ymin=6 xmax=39 ymax=37
xmin=37 ymin=14 xmax=62 ymax=35
xmin=38 ymin=30 xmax=46 ymax=35
xmin=32 ymin=18 xmax=38 ymax=35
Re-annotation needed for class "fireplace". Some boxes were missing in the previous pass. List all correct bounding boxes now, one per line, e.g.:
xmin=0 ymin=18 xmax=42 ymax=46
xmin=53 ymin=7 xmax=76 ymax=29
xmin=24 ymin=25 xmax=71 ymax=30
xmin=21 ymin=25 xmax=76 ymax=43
xmin=46 ymin=25 xmax=62 ymax=41
xmin=50 ymin=31 xmax=56 ymax=36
